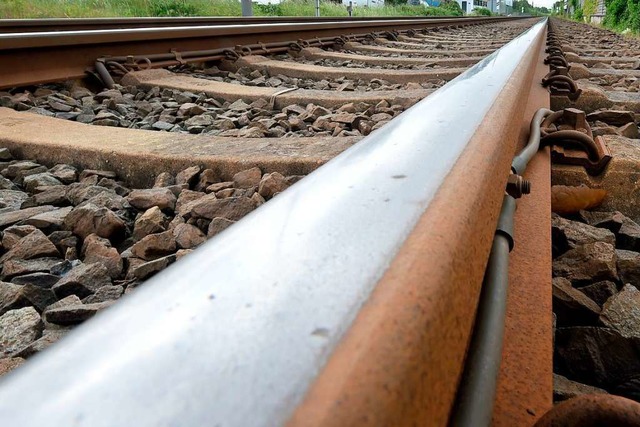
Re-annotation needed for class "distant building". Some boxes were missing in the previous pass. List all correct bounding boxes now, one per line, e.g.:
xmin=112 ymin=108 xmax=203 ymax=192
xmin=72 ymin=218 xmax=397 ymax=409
xmin=456 ymin=0 xmax=511 ymax=14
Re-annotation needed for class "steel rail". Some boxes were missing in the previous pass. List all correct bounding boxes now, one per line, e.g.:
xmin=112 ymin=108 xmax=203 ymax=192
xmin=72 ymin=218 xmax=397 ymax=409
xmin=0 ymin=16 xmax=495 ymax=33
xmin=0 ymin=16 xmax=524 ymax=89
xmin=0 ymin=18 xmax=547 ymax=427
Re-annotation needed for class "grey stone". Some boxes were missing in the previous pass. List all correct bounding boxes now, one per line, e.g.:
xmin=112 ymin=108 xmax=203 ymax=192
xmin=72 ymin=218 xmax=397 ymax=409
xmin=206 ymin=182 xmax=233 ymax=194
xmin=1 ymin=225 xmax=37 ymax=250
xmin=133 ymin=206 xmax=167 ymax=241
xmin=551 ymin=214 xmax=616 ymax=256
xmin=207 ymin=217 xmax=235 ymax=238
xmin=581 ymin=210 xmax=626 ymax=233
xmin=18 ymin=284 xmax=56 ymax=311
xmin=578 ymin=280 xmax=618 ymax=306
xmin=21 ymin=206 xmax=73 ymax=230
xmin=553 ymin=242 xmax=618 ymax=285
xmin=173 ymin=223 xmax=206 ymax=249
xmin=0 ymin=357 xmax=24 ymax=377
xmin=0 ymin=176 xmax=19 ymax=191
xmin=63 ymin=203 xmax=126 ymax=240
xmin=0 ymin=148 xmax=12 ymax=161
xmin=553 ymin=277 xmax=601 ymax=326
xmin=127 ymin=188 xmax=176 ymax=211
xmin=189 ymin=196 xmax=255 ymax=221
xmin=0 ymin=307 xmax=42 ymax=357
xmin=1 ymin=257 xmax=61 ymax=280
xmin=0 ymin=282 xmax=29 ymax=316
xmin=617 ymin=218 xmax=640 ymax=251
xmin=233 ymin=167 xmax=262 ymax=189
xmin=44 ymin=301 xmax=111 ymax=326
xmin=52 ymin=262 xmax=112 ymax=298
xmin=13 ymin=329 xmax=68 ymax=358
xmin=175 ymin=190 xmax=205 ymax=218
xmin=4 ymin=161 xmax=41 ymax=179
xmin=49 ymin=164 xmax=77 ymax=184
xmin=555 ymin=326 xmax=640 ymax=390
xmin=175 ymin=166 xmax=201 ymax=187
xmin=22 ymin=173 xmax=62 ymax=193
xmin=21 ymin=185 xmax=68 ymax=208
xmin=10 ymin=273 xmax=59 ymax=288
xmin=554 ymin=373 xmax=608 ymax=402
xmin=600 ymin=284 xmax=640 ymax=339
xmin=153 ymin=172 xmax=175 ymax=188
xmin=0 ymin=190 xmax=29 ymax=213
xmin=44 ymin=294 xmax=81 ymax=312
xmin=130 ymin=230 xmax=176 ymax=261
xmin=0 ymin=205 xmax=56 ymax=228
xmin=127 ymin=254 xmax=176 ymax=280
xmin=0 ymin=229 xmax=59 ymax=263
xmin=194 ymin=169 xmax=219 ymax=192
xmin=258 ymin=172 xmax=288 ymax=199
xmin=81 ymin=234 xmax=123 ymax=278
xmin=587 ymin=110 xmax=635 ymax=126
xmin=617 ymin=249 xmax=640 ymax=289
xmin=82 ymin=285 xmax=123 ymax=303
xmin=66 ymin=184 xmax=112 ymax=206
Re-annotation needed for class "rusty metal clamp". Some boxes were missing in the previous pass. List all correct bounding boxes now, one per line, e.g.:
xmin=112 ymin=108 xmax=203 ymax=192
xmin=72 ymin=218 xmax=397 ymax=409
xmin=223 ymin=49 xmax=240 ymax=61
xmin=542 ymin=74 xmax=582 ymax=101
xmin=333 ymin=37 xmax=347 ymax=47
xmin=288 ymin=42 xmax=303 ymax=53
xmin=383 ymin=31 xmax=399 ymax=41
xmin=235 ymin=45 xmax=252 ymax=56
xmin=170 ymin=49 xmax=186 ymax=65
xmin=540 ymin=108 xmax=612 ymax=175
xmin=545 ymin=54 xmax=569 ymax=68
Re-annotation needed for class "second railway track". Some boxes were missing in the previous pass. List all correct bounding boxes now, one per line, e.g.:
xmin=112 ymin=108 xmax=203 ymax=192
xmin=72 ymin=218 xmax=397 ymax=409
xmin=1 ymin=14 xmax=637 ymax=427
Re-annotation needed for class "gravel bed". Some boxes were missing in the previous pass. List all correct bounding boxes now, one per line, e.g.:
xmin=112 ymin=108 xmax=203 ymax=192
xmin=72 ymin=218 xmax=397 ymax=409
xmin=0 ymin=147 xmax=305 ymax=375
xmin=551 ymin=208 xmax=640 ymax=403
xmin=1 ymin=83 xmax=407 ymax=138
xmin=586 ymin=75 xmax=640 ymax=92
xmin=175 ymin=64 xmax=444 ymax=91
xmin=274 ymin=54 xmax=445 ymax=71
xmin=339 ymin=48 xmax=469 ymax=60
xmin=580 ymin=109 xmax=640 ymax=138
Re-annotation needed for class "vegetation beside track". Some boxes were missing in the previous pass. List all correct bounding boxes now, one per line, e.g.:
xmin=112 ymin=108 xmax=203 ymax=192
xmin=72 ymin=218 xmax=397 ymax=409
xmin=0 ymin=0 xmax=463 ymax=18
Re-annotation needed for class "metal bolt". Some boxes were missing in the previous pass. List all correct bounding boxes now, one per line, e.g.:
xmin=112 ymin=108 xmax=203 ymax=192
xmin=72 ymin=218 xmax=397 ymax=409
xmin=506 ymin=174 xmax=531 ymax=199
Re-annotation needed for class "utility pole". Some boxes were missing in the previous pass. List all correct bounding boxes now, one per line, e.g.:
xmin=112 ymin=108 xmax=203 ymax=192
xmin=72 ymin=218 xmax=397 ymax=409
xmin=241 ymin=0 xmax=252 ymax=16
xmin=316 ymin=0 xmax=320 ymax=16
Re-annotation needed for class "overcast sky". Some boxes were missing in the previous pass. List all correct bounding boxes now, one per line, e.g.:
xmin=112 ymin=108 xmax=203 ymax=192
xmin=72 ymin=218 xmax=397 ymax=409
xmin=527 ymin=0 xmax=557 ymax=9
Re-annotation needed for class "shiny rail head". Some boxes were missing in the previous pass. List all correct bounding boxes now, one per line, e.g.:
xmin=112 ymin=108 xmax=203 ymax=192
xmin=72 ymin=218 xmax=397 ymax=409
xmin=0 ymin=18 xmax=547 ymax=427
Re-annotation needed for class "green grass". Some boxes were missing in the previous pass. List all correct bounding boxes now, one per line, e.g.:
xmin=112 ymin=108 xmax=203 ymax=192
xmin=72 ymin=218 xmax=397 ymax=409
xmin=0 ymin=0 xmax=459 ymax=18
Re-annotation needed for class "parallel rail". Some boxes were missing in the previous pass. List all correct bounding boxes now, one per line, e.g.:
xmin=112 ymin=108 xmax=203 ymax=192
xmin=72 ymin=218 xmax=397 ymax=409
xmin=0 ymin=16 xmax=493 ymax=32
xmin=0 ymin=16 xmax=523 ymax=88
xmin=0 ymin=18 xmax=552 ymax=426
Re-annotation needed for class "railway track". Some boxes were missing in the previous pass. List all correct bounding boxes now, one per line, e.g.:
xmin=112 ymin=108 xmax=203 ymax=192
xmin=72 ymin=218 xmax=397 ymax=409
xmin=1 ymin=15 xmax=640 ymax=426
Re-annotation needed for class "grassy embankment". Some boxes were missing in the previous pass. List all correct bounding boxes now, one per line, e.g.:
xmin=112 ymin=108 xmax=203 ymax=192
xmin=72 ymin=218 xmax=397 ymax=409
xmin=0 ymin=0 xmax=463 ymax=18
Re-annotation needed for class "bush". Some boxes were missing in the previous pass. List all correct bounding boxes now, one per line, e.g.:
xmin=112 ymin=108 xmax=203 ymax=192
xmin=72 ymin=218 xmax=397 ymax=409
xmin=573 ymin=6 xmax=583 ymax=20
xmin=148 ymin=0 xmax=199 ymax=16
xmin=438 ymin=0 xmax=463 ymax=15
xmin=472 ymin=7 xmax=492 ymax=15
xmin=604 ymin=0 xmax=640 ymax=32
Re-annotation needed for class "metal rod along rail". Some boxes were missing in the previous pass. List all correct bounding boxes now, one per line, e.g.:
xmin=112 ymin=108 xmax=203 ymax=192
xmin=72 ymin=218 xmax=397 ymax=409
xmin=0 ymin=19 xmax=549 ymax=427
